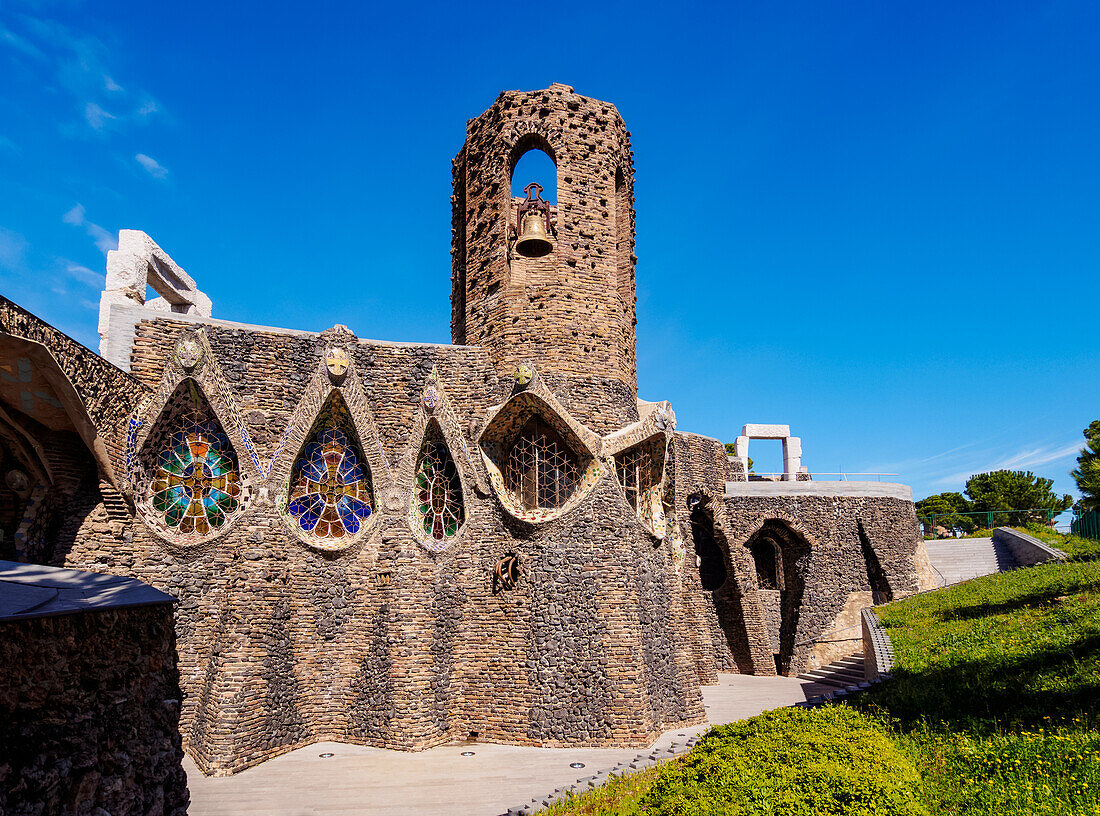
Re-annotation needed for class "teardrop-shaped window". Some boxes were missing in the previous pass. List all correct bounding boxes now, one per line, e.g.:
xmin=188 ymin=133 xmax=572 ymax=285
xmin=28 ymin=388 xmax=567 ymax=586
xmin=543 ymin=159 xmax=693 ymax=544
xmin=413 ymin=424 xmax=464 ymax=541
xmin=287 ymin=393 xmax=374 ymax=540
xmin=142 ymin=380 xmax=242 ymax=540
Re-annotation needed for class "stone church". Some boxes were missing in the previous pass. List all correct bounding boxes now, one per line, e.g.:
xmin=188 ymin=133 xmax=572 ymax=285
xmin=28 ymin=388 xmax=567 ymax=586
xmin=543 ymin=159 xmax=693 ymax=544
xmin=0 ymin=84 xmax=935 ymax=775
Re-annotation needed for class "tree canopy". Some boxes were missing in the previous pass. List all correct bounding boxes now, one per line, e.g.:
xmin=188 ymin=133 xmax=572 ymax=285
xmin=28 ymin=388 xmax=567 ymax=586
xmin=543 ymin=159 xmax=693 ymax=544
xmin=917 ymin=470 xmax=1073 ymax=532
xmin=1071 ymin=420 xmax=1100 ymax=514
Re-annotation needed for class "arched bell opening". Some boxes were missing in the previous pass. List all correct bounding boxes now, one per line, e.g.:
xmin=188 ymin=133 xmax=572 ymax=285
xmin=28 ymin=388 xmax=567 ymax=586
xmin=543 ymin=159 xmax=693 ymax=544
xmin=137 ymin=379 xmax=245 ymax=544
xmin=508 ymin=138 xmax=558 ymax=261
xmin=411 ymin=421 xmax=466 ymax=544
xmin=284 ymin=391 xmax=376 ymax=546
xmin=745 ymin=520 xmax=812 ymax=675
xmin=479 ymin=392 xmax=595 ymax=522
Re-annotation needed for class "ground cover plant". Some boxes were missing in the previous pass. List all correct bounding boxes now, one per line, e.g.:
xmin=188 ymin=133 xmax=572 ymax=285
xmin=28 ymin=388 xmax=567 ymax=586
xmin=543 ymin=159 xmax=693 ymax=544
xmin=547 ymin=527 xmax=1100 ymax=815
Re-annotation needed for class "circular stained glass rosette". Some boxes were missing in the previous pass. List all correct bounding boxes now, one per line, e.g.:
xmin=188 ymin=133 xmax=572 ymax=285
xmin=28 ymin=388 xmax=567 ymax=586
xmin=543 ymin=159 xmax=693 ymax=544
xmin=149 ymin=424 xmax=241 ymax=536
xmin=287 ymin=428 xmax=373 ymax=539
xmin=415 ymin=441 xmax=464 ymax=540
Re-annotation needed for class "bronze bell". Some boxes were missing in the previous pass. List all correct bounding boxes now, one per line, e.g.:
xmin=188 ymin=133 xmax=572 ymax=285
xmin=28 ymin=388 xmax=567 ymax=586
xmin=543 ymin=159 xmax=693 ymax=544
xmin=515 ymin=209 xmax=554 ymax=258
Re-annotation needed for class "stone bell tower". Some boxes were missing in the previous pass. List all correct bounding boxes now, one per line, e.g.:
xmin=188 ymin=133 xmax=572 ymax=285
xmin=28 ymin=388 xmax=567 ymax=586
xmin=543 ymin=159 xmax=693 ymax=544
xmin=451 ymin=83 xmax=638 ymax=431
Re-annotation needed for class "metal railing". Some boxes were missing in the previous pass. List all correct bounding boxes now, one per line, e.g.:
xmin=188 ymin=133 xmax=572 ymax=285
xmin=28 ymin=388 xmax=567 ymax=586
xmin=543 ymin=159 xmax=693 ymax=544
xmin=748 ymin=472 xmax=899 ymax=482
xmin=1072 ymin=511 xmax=1100 ymax=541
xmin=918 ymin=509 xmax=1059 ymax=537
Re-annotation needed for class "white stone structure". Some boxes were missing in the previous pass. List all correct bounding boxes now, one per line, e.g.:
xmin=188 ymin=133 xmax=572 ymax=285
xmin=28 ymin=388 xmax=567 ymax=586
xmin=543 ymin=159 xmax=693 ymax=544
xmin=98 ymin=230 xmax=211 ymax=369
xmin=732 ymin=423 xmax=807 ymax=481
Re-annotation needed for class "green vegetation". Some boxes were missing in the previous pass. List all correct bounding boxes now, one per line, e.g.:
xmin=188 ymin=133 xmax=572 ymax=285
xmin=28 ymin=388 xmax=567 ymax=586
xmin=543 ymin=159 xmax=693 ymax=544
xmin=1073 ymin=420 xmax=1100 ymax=514
xmin=723 ymin=442 xmax=753 ymax=473
xmin=917 ymin=470 xmax=1074 ymax=536
xmin=548 ymin=527 xmax=1100 ymax=815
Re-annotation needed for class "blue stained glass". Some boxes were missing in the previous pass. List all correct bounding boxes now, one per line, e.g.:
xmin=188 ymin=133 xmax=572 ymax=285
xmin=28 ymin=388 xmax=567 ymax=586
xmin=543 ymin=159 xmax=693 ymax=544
xmin=286 ymin=397 xmax=374 ymax=540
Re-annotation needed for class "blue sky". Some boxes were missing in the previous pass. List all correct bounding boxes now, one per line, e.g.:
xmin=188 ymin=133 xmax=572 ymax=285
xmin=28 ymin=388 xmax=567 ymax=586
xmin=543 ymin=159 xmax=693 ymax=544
xmin=1 ymin=0 xmax=1096 ymax=513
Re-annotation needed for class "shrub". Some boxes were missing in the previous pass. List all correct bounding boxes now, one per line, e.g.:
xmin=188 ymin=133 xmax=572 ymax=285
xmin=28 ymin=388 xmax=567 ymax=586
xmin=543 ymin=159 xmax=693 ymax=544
xmin=635 ymin=706 xmax=927 ymax=816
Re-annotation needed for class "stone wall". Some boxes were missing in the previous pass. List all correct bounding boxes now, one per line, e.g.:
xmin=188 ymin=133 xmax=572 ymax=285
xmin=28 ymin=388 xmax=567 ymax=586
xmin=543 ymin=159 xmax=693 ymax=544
xmin=722 ymin=482 xmax=927 ymax=675
xmin=53 ymin=312 xmax=705 ymax=774
xmin=0 ymin=605 xmax=188 ymax=816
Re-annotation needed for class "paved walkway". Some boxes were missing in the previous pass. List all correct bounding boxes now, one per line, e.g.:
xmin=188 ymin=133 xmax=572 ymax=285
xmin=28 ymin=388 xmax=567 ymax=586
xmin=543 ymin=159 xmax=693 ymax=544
xmin=185 ymin=673 xmax=830 ymax=816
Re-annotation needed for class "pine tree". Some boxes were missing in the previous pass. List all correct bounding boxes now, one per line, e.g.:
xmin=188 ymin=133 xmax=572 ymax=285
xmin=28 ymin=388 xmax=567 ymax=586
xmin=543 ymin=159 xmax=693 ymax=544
xmin=1071 ymin=420 xmax=1100 ymax=513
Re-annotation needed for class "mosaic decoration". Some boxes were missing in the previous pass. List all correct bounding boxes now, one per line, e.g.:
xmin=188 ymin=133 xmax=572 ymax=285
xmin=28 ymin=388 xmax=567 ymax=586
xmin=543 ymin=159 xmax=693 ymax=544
xmin=286 ymin=397 xmax=374 ymax=540
xmin=174 ymin=335 xmax=203 ymax=371
xmin=615 ymin=436 xmax=671 ymax=538
xmin=423 ymin=385 xmax=439 ymax=411
xmin=146 ymin=407 xmax=241 ymax=537
xmin=413 ymin=432 xmax=464 ymax=541
xmin=505 ymin=417 xmax=579 ymax=511
xmin=513 ymin=364 xmax=534 ymax=386
xmin=325 ymin=346 xmax=349 ymax=380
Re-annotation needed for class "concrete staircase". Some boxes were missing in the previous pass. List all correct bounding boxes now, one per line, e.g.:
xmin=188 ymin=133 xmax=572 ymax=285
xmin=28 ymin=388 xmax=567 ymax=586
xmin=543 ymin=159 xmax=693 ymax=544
xmin=797 ymin=653 xmax=865 ymax=687
xmin=923 ymin=537 xmax=1017 ymax=585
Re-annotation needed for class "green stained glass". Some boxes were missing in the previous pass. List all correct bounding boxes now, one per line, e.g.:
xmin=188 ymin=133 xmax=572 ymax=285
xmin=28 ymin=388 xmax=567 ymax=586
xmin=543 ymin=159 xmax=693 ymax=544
xmin=413 ymin=435 xmax=464 ymax=541
xmin=146 ymin=407 xmax=241 ymax=538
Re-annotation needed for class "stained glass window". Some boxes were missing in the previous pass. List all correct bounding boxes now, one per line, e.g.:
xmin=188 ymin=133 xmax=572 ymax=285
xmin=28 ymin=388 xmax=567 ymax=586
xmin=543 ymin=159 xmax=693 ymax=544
xmin=414 ymin=435 xmax=464 ymax=540
xmin=148 ymin=411 xmax=241 ymax=537
xmin=287 ymin=398 xmax=373 ymax=539
xmin=504 ymin=417 xmax=579 ymax=510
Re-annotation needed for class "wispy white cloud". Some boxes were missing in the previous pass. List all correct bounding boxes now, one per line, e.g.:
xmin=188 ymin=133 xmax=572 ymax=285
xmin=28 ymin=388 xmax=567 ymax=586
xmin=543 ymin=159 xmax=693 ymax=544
xmin=0 ymin=225 xmax=102 ymax=306
xmin=135 ymin=152 xmax=168 ymax=179
xmin=62 ymin=203 xmax=116 ymax=255
xmin=65 ymin=261 xmax=102 ymax=287
xmin=0 ymin=22 xmax=46 ymax=61
xmin=932 ymin=441 xmax=1081 ymax=486
xmin=0 ymin=227 xmax=31 ymax=274
xmin=3 ymin=14 xmax=163 ymax=134
xmin=84 ymin=101 xmax=116 ymax=130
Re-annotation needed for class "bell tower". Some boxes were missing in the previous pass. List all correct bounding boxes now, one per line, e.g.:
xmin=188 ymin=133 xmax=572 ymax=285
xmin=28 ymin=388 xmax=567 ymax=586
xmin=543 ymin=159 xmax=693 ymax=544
xmin=451 ymin=83 xmax=638 ymax=430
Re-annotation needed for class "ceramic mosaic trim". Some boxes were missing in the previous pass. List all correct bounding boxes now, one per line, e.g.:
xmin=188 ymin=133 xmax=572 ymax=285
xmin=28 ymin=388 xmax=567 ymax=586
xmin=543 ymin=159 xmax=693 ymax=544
xmin=272 ymin=344 xmax=388 ymax=552
xmin=478 ymin=380 xmax=602 ymax=524
xmin=136 ymin=328 xmax=262 ymax=484
xmin=135 ymin=378 xmax=252 ymax=546
xmin=393 ymin=370 xmax=478 ymax=552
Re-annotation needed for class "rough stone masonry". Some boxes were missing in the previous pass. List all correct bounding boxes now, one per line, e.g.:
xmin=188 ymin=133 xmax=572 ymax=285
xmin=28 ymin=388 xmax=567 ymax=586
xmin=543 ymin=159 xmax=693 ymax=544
xmin=0 ymin=83 xmax=936 ymax=776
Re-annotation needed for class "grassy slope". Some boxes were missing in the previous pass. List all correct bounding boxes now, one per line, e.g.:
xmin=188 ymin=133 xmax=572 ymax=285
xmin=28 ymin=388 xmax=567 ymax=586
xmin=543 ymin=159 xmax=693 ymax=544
xmin=547 ymin=528 xmax=1100 ymax=815
xmin=858 ymin=528 xmax=1100 ymax=815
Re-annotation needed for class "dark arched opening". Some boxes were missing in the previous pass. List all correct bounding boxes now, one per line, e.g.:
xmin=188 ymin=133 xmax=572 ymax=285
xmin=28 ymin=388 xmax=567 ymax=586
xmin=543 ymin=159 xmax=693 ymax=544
xmin=689 ymin=499 xmax=727 ymax=591
xmin=745 ymin=520 xmax=811 ymax=675
xmin=749 ymin=537 xmax=782 ymax=591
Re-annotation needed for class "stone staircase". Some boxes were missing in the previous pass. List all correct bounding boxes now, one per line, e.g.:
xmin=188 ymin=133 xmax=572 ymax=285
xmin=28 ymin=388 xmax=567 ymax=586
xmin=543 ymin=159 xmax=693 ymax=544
xmin=923 ymin=537 xmax=1017 ymax=585
xmin=797 ymin=653 xmax=866 ymax=687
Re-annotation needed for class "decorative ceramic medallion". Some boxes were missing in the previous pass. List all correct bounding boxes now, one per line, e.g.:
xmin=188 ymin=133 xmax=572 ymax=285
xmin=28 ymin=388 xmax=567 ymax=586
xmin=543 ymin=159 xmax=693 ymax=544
xmin=325 ymin=346 xmax=350 ymax=380
xmin=4 ymin=469 xmax=29 ymax=493
xmin=513 ymin=364 xmax=533 ymax=386
xmin=174 ymin=335 xmax=203 ymax=371
xmin=423 ymin=386 xmax=439 ymax=411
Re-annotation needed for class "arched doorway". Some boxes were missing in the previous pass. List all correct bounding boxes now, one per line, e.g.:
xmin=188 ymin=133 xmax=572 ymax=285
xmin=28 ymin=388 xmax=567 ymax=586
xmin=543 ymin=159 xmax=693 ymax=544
xmin=745 ymin=520 xmax=811 ymax=675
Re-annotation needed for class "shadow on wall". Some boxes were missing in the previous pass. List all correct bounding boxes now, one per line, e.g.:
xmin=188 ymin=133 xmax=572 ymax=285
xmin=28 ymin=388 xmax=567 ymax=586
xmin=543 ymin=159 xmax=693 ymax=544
xmin=689 ymin=495 xmax=755 ymax=674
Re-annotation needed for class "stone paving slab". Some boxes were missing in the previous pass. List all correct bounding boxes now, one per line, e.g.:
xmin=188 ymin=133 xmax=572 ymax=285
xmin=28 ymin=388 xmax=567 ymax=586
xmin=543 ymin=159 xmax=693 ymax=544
xmin=185 ymin=674 xmax=829 ymax=816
